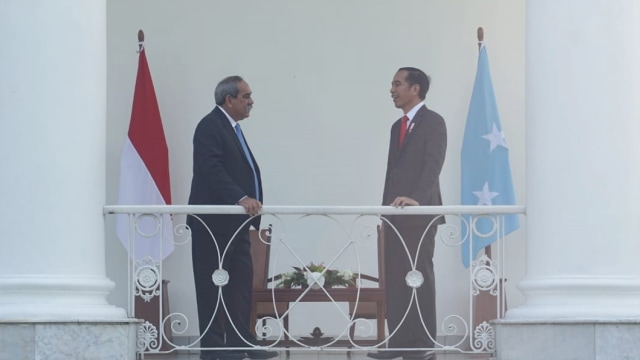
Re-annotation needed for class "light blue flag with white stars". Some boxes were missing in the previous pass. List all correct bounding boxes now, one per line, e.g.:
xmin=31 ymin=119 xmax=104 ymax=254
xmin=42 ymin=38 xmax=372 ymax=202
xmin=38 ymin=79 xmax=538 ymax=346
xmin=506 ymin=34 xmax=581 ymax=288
xmin=460 ymin=44 xmax=519 ymax=268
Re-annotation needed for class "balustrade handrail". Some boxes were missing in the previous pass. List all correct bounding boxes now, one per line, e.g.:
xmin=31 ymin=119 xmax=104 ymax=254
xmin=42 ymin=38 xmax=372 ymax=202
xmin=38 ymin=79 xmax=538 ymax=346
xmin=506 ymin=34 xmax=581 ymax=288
xmin=104 ymin=204 xmax=525 ymax=215
xmin=106 ymin=204 xmax=525 ymax=354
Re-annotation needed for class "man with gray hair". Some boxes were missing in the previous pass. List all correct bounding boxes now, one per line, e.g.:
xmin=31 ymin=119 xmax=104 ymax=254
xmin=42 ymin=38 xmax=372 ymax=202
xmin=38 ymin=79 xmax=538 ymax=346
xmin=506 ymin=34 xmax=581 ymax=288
xmin=188 ymin=76 xmax=276 ymax=360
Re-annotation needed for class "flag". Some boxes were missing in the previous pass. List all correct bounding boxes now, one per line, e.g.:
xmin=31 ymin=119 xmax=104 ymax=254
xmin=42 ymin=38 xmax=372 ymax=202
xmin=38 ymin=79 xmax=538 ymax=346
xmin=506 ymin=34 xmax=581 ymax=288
xmin=460 ymin=44 xmax=519 ymax=268
xmin=116 ymin=45 xmax=174 ymax=261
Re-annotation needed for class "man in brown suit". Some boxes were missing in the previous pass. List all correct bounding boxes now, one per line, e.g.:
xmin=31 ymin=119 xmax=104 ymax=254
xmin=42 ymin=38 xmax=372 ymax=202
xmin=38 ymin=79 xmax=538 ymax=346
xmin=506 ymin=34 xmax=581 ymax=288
xmin=368 ymin=67 xmax=447 ymax=360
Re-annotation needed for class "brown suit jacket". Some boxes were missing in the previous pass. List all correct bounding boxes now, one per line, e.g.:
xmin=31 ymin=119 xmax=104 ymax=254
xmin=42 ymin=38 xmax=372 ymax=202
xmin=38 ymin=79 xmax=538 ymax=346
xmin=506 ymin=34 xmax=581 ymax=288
xmin=382 ymin=104 xmax=447 ymax=229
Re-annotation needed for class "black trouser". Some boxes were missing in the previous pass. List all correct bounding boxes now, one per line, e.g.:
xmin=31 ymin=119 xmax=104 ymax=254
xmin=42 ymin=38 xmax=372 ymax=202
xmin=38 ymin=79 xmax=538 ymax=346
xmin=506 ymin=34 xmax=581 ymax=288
xmin=383 ymin=223 xmax=436 ymax=349
xmin=191 ymin=225 xmax=255 ymax=348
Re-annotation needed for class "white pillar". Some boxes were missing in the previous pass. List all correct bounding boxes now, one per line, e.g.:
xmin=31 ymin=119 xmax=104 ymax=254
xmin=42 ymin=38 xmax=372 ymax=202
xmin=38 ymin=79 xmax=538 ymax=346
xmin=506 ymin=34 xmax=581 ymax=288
xmin=0 ymin=1 xmax=135 ymax=358
xmin=496 ymin=1 xmax=640 ymax=359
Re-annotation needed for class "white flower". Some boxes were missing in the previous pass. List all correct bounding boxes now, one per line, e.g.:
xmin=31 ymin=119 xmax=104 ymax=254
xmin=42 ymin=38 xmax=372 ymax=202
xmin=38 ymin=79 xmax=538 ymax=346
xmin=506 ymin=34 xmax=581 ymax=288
xmin=276 ymin=262 xmax=355 ymax=288
xmin=339 ymin=269 xmax=353 ymax=279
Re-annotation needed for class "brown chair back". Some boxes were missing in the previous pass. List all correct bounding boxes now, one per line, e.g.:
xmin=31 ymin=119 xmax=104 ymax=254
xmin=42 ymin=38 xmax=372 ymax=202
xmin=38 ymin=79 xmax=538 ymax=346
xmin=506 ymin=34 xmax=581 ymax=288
xmin=249 ymin=227 xmax=271 ymax=290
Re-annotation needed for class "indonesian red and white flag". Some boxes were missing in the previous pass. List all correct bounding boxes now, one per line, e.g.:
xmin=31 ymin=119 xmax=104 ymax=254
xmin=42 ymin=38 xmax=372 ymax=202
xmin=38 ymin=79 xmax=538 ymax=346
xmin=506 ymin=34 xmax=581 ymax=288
xmin=116 ymin=45 xmax=174 ymax=261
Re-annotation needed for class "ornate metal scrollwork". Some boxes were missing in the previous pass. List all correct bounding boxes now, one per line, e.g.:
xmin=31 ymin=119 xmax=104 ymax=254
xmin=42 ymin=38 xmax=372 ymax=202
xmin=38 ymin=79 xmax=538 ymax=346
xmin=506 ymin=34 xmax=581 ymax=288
xmin=471 ymin=254 xmax=498 ymax=295
xmin=111 ymin=208 xmax=518 ymax=357
xmin=137 ymin=321 xmax=159 ymax=352
xmin=135 ymin=256 xmax=161 ymax=302
xmin=212 ymin=268 xmax=230 ymax=286
xmin=405 ymin=270 xmax=424 ymax=288
xmin=473 ymin=321 xmax=495 ymax=352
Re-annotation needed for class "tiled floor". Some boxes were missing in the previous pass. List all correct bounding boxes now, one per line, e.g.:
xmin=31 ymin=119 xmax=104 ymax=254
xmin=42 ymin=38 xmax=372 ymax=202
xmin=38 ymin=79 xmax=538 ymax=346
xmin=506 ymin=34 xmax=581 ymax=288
xmin=142 ymin=351 xmax=491 ymax=360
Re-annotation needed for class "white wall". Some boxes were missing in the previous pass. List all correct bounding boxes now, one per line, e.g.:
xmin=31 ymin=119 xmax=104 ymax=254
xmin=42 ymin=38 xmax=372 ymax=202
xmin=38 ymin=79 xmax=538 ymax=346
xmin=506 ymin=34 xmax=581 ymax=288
xmin=106 ymin=0 xmax=526 ymax=338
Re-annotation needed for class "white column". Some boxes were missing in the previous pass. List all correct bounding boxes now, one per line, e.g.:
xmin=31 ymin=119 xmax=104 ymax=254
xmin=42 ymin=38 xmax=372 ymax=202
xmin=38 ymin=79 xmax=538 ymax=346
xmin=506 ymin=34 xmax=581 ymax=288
xmin=512 ymin=0 xmax=640 ymax=320
xmin=0 ymin=1 xmax=126 ymax=320
xmin=496 ymin=1 xmax=640 ymax=359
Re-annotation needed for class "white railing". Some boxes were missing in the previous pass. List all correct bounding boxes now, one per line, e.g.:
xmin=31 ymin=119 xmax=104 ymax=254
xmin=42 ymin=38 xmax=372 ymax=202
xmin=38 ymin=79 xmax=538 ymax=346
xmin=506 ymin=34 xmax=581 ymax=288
xmin=104 ymin=205 xmax=525 ymax=357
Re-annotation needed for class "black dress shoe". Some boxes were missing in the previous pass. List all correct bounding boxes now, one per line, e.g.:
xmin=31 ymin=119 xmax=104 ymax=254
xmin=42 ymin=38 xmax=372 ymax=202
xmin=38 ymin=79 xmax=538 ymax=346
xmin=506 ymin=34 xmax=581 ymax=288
xmin=201 ymin=350 xmax=246 ymax=360
xmin=367 ymin=350 xmax=403 ymax=359
xmin=367 ymin=350 xmax=434 ymax=360
xmin=245 ymin=349 xmax=279 ymax=359
xmin=403 ymin=350 xmax=435 ymax=360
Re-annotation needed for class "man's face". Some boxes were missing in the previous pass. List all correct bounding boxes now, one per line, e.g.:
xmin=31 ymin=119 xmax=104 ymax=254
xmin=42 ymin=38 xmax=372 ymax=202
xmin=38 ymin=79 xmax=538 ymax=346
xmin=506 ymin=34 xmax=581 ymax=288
xmin=226 ymin=81 xmax=254 ymax=121
xmin=390 ymin=70 xmax=419 ymax=113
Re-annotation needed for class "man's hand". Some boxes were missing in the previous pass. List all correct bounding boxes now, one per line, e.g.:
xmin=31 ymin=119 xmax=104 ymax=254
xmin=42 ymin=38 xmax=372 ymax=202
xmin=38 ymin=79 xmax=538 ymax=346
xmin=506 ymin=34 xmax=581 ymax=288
xmin=390 ymin=196 xmax=419 ymax=208
xmin=238 ymin=197 xmax=262 ymax=216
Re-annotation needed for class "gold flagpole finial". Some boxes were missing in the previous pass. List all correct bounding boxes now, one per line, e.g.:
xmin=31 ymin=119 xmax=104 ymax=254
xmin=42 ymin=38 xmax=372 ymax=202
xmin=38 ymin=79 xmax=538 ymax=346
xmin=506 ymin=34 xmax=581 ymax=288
xmin=137 ymin=29 xmax=145 ymax=53
xmin=477 ymin=27 xmax=484 ymax=52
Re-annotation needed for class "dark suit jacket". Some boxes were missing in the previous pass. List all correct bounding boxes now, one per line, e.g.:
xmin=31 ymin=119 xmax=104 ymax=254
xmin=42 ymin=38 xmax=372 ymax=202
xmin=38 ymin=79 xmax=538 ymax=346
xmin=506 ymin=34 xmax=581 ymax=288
xmin=187 ymin=106 xmax=262 ymax=234
xmin=382 ymin=104 xmax=447 ymax=228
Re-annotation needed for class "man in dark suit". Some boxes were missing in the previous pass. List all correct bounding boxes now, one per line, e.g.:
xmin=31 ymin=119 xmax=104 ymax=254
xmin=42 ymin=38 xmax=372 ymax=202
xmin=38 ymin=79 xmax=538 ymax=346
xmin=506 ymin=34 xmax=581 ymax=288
xmin=368 ymin=68 xmax=447 ymax=360
xmin=188 ymin=76 xmax=277 ymax=360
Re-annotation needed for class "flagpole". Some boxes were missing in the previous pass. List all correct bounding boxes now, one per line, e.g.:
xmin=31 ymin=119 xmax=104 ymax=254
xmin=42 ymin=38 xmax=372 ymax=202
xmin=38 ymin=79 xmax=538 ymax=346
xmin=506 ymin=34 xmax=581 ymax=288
xmin=476 ymin=26 xmax=494 ymax=261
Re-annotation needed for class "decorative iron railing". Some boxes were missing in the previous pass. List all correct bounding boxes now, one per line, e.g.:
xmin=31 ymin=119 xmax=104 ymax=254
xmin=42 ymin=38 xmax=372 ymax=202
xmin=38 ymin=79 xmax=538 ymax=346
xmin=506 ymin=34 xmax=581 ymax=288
xmin=104 ymin=205 xmax=525 ymax=357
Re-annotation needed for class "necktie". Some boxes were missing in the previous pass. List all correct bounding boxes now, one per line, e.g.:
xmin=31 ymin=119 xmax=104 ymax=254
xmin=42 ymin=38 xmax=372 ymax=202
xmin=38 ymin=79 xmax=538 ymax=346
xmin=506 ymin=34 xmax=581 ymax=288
xmin=398 ymin=115 xmax=409 ymax=148
xmin=235 ymin=124 xmax=260 ymax=200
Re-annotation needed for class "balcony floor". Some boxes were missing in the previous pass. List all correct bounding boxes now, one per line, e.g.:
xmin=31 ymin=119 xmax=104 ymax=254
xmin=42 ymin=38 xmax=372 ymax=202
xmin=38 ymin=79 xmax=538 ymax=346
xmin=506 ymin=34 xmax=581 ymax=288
xmin=143 ymin=352 xmax=491 ymax=360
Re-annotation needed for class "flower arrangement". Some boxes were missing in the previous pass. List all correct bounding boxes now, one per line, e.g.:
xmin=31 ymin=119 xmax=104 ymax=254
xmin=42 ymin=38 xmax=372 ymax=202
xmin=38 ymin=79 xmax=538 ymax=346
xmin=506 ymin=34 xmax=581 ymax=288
xmin=275 ymin=262 xmax=357 ymax=289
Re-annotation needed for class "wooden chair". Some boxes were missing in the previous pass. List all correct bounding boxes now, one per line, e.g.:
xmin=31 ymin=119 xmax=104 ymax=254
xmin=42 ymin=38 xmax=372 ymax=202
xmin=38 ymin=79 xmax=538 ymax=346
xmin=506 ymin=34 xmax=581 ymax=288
xmin=249 ymin=228 xmax=289 ymax=341
xmin=347 ymin=225 xmax=386 ymax=346
xmin=249 ymin=226 xmax=386 ymax=347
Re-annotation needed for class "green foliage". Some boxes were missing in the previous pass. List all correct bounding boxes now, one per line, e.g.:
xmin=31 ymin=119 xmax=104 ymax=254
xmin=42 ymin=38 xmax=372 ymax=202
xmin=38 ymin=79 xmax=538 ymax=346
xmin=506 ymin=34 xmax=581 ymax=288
xmin=276 ymin=262 xmax=357 ymax=289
